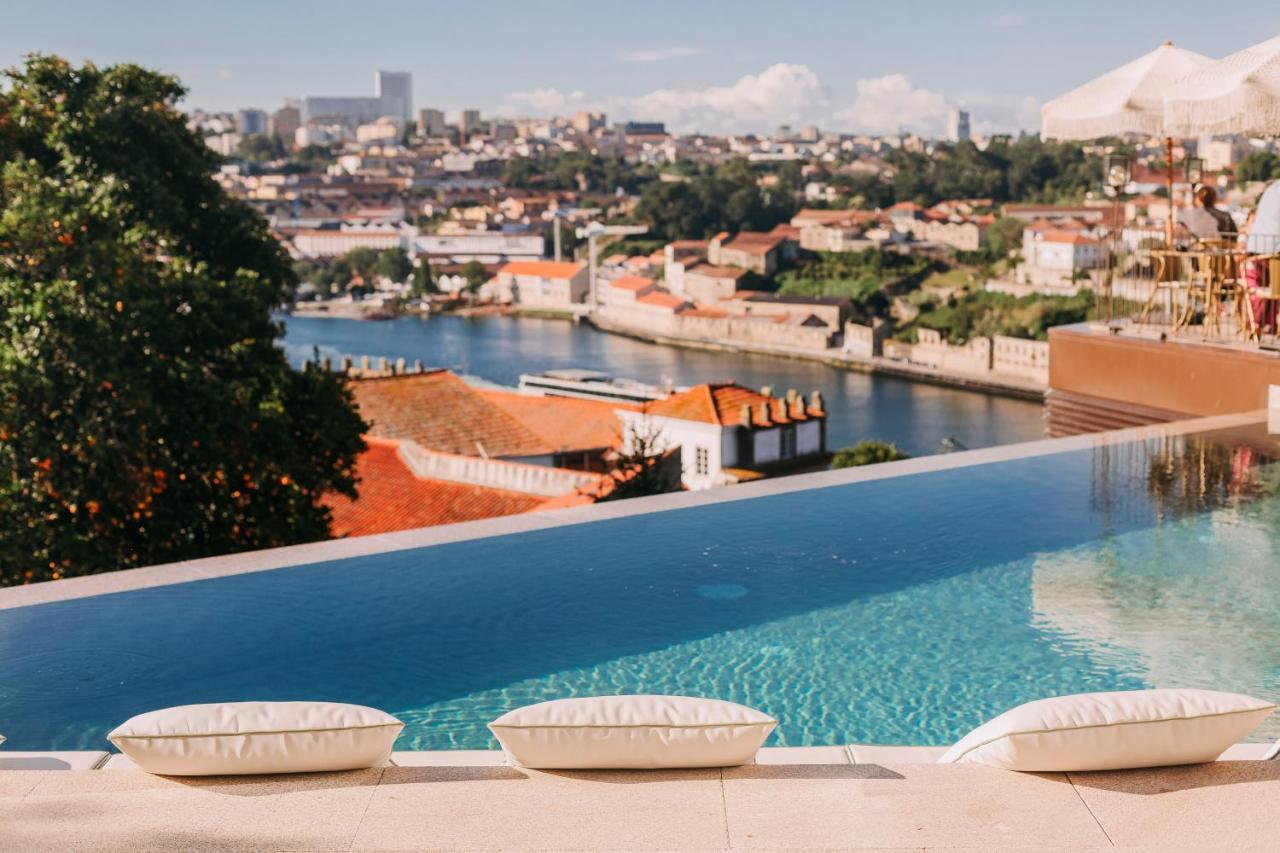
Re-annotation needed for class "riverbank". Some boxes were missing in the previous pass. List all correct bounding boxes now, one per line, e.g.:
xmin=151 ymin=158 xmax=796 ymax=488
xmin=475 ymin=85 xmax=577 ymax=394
xmin=587 ymin=316 xmax=1046 ymax=403
xmin=283 ymin=305 xmax=1045 ymax=402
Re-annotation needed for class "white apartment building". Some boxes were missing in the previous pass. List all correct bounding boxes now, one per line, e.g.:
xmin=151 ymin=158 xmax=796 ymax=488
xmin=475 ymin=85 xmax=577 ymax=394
xmin=414 ymin=232 xmax=544 ymax=264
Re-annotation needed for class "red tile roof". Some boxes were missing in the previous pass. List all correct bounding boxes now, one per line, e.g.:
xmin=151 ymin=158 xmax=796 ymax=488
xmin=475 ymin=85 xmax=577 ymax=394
xmin=478 ymin=390 xmax=637 ymax=451
xmin=637 ymin=290 xmax=688 ymax=310
xmin=722 ymin=231 xmax=784 ymax=253
xmin=609 ymin=275 xmax=656 ymax=292
xmin=687 ymin=263 xmax=747 ymax=280
xmin=349 ymin=371 xmax=551 ymax=458
xmin=326 ymin=438 xmax=547 ymax=537
xmin=644 ymin=383 xmax=822 ymax=427
xmin=498 ymin=260 xmax=586 ymax=279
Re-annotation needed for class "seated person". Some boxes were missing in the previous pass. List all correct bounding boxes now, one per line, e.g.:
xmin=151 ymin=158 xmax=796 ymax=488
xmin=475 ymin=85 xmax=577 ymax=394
xmin=1178 ymin=185 xmax=1236 ymax=240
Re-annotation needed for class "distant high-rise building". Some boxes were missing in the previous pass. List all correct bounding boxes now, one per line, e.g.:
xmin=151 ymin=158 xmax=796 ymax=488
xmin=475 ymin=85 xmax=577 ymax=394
xmin=375 ymin=70 xmax=413 ymax=121
xmin=418 ymin=108 xmax=446 ymax=136
xmin=237 ymin=108 xmax=268 ymax=135
xmin=573 ymin=110 xmax=606 ymax=133
xmin=302 ymin=71 xmax=414 ymax=127
xmin=946 ymin=109 xmax=971 ymax=142
xmin=775 ymin=124 xmax=793 ymax=140
xmin=460 ymin=109 xmax=482 ymax=139
xmin=798 ymin=125 xmax=820 ymax=142
xmin=270 ymin=105 xmax=301 ymax=140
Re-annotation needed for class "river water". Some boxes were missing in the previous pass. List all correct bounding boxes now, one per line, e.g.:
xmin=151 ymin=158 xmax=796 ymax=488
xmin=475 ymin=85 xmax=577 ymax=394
xmin=280 ymin=314 xmax=1044 ymax=456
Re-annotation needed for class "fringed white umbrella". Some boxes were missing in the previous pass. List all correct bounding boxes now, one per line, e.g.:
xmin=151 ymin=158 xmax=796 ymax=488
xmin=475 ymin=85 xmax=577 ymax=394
xmin=1163 ymin=35 xmax=1280 ymax=137
xmin=1041 ymin=41 xmax=1213 ymax=140
xmin=1042 ymin=42 xmax=1214 ymax=246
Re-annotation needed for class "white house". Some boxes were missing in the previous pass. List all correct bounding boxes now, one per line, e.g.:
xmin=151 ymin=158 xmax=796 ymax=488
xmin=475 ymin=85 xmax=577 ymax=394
xmin=616 ymin=383 xmax=827 ymax=490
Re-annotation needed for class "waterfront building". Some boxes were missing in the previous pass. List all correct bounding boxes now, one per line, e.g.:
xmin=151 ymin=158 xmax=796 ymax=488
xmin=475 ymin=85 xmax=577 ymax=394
xmin=707 ymin=230 xmax=786 ymax=276
xmin=618 ymin=383 xmax=827 ymax=490
xmin=484 ymin=260 xmax=589 ymax=310
xmin=414 ymin=231 xmax=544 ymax=264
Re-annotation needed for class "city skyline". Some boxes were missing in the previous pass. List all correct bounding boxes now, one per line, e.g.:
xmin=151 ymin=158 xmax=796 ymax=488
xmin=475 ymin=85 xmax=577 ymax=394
xmin=4 ymin=1 xmax=1280 ymax=136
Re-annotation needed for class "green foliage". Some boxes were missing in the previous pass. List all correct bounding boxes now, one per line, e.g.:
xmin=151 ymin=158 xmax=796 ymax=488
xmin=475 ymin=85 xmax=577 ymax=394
xmin=886 ymin=136 xmax=1105 ymax=207
xmin=633 ymin=158 xmax=796 ymax=240
xmin=235 ymin=133 xmax=286 ymax=163
xmin=501 ymin=151 xmax=650 ymax=194
xmin=776 ymin=249 xmax=936 ymax=311
xmin=410 ymin=260 xmax=435 ymax=295
xmin=0 ymin=56 xmax=366 ymax=584
xmin=985 ymin=216 xmax=1026 ymax=261
xmin=290 ymin=144 xmax=337 ymax=172
xmin=1236 ymin=151 xmax=1280 ymax=184
xmin=372 ymin=249 xmax=412 ymax=283
xmin=459 ymin=260 xmax=488 ymax=292
xmin=905 ymin=289 xmax=1095 ymax=344
xmin=832 ymin=440 xmax=909 ymax=468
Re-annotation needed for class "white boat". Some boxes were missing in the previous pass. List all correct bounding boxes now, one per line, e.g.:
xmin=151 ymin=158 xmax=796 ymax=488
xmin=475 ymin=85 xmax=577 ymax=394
xmin=518 ymin=369 xmax=680 ymax=404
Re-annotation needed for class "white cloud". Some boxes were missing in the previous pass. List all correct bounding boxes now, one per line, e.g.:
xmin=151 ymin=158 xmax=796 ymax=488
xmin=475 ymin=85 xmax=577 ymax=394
xmin=625 ymin=63 xmax=829 ymax=134
xmin=620 ymin=46 xmax=705 ymax=63
xmin=503 ymin=87 xmax=591 ymax=113
xmin=497 ymin=66 xmax=1039 ymax=136
xmin=991 ymin=12 xmax=1026 ymax=27
xmin=834 ymin=74 xmax=950 ymax=136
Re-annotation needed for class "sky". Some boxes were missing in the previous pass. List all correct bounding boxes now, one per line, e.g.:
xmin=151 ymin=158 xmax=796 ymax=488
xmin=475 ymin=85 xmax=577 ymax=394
xmin=3 ymin=1 xmax=1279 ymax=136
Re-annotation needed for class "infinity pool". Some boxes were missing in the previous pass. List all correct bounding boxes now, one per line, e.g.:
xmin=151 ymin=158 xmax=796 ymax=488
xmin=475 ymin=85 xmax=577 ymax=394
xmin=2 ymin=419 xmax=1278 ymax=750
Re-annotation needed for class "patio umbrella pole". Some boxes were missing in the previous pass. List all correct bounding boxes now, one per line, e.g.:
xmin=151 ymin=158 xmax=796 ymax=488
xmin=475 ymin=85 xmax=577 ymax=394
xmin=1165 ymin=136 xmax=1175 ymax=247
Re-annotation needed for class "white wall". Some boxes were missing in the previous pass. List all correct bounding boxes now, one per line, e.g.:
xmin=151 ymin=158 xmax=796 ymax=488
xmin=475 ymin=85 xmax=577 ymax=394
xmin=797 ymin=421 xmax=821 ymax=456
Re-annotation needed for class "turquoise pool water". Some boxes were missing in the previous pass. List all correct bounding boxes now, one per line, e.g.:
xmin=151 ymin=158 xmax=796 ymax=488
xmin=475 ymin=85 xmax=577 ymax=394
xmin=1 ymin=422 xmax=1278 ymax=750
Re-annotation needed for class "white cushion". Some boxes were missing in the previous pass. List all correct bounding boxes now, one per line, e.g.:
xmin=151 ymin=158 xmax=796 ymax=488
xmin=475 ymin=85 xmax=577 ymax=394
xmin=939 ymin=689 xmax=1275 ymax=771
xmin=108 ymin=701 xmax=403 ymax=776
xmin=488 ymin=695 xmax=776 ymax=769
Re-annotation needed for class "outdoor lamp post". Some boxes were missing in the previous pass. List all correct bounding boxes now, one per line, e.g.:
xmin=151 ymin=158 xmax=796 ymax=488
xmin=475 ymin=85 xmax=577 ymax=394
xmin=1104 ymin=154 xmax=1132 ymax=195
xmin=1183 ymin=156 xmax=1205 ymax=187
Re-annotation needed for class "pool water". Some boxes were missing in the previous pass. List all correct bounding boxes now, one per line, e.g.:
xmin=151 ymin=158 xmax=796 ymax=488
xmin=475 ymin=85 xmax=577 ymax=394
xmin=2 ymin=423 xmax=1278 ymax=750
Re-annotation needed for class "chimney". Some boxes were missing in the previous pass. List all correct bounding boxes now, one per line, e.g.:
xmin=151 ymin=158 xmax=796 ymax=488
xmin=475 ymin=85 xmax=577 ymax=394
xmin=395 ymin=357 xmax=406 ymax=375
xmin=322 ymin=357 xmax=332 ymax=372
xmin=785 ymin=388 xmax=798 ymax=404
xmin=757 ymin=401 xmax=772 ymax=427
xmin=378 ymin=357 xmax=390 ymax=374
xmin=760 ymin=385 xmax=773 ymax=398
xmin=359 ymin=355 xmax=371 ymax=372
xmin=810 ymin=390 xmax=824 ymax=415
xmin=340 ymin=355 xmax=353 ymax=374
xmin=739 ymin=403 xmax=753 ymax=428
xmin=413 ymin=359 xmax=423 ymax=373
xmin=790 ymin=396 xmax=804 ymax=418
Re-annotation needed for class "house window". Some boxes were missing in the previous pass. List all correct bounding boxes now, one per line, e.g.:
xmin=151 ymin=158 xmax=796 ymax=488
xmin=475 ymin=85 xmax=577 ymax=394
xmin=780 ymin=426 xmax=797 ymax=459
xmin=695 ymin=447 xmax=710 ymax=476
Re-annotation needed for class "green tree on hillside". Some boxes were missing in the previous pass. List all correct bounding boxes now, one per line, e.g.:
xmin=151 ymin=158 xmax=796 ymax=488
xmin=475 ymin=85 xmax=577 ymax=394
xmin=0 ymin=56 xmax=366 ymax=585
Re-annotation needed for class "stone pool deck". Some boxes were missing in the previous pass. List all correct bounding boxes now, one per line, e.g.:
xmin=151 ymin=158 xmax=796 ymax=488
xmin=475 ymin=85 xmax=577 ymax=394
xmin=2 ymin=748 xmax=1278 ymax=851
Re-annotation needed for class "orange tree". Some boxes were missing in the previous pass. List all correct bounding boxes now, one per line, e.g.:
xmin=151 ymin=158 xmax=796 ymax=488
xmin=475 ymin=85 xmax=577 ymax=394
xmin=0 ymin=56 xmax=366 ymax=584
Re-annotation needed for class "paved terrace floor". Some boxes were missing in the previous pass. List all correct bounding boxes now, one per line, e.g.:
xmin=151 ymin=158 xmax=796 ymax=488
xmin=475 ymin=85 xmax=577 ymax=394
xmin=3 ymin=748 xmax=1278 ymax=852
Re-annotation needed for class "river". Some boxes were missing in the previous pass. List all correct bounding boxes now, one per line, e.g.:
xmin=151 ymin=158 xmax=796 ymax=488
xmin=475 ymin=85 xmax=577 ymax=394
xmin=280 ymin=314 xmax=1045 ymax=456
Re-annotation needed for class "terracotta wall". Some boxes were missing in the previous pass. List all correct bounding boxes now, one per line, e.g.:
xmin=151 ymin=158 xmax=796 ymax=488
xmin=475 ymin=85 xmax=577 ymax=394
xmin=1048 ymin=325 xmax=1280 ymax=417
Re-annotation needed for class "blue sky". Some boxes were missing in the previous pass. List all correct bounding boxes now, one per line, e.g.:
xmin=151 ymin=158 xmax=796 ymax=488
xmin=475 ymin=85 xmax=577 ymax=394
xmin=4 ymin=1 xmax=1278 ymax=135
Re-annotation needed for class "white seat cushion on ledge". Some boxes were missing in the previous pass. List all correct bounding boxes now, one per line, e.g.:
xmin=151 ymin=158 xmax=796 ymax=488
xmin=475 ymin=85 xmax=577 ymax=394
xmin=489 ymin=695 xmax=776 ymax=769
xmin=939 ymin=688 xmax=1275 ymax=771
xmin=108 ymin=701 xmax=403 ymax=776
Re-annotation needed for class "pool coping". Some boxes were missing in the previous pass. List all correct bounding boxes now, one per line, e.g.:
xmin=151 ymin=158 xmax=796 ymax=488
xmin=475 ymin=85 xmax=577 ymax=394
xmin=0 ymin=409 xmax=1265 ymax=611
